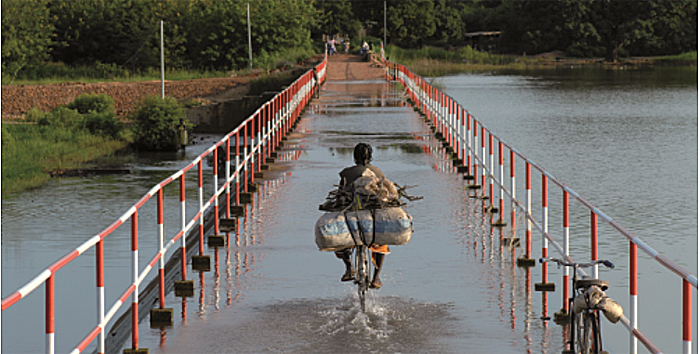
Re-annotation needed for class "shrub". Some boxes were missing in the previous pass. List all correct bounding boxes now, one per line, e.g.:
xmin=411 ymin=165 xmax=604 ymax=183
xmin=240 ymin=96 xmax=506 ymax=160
xmin=83 ymin=110 xmax=123 ymax=138
xmin=67 ymin=93 xmax=115 ymax=114
xmin=131 ymin=95 xmax=186 ymax=151
xmin=37 ymin=106 xmax=83 ymax=128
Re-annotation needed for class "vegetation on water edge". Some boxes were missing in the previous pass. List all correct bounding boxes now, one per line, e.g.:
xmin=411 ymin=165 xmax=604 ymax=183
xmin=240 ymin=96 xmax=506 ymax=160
xmin=386 ymin=45 xmax=697 ymax=77
xmin=1 ymin=124 xmax=129 ymax=195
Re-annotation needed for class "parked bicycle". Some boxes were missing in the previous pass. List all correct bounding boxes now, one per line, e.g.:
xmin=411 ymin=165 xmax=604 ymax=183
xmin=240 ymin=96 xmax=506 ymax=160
xmin=540 ymin=257 xmax=623 ymax=354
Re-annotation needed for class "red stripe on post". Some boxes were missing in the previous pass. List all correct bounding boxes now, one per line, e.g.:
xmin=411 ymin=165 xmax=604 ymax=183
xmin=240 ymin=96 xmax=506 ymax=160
xmin=46 ymin=274 xmax=54 ymax=335
xmin=157 ymin=189 xmax=163 ymax=225
xmin=180 ymin=174 xmax=185 ymax=202
xmin=563 ymin=192 xmax=569 ymax=227
xmin=131 ymin=211 xmax=138 ymax=252
xmin=591 ymin=212 xmax=598 ymax=261
xmin=542 ymin=175 xmax=548 ymax=208
xmin=631 ymin=242 xmax=637 ymax=296
xmin=97 ymin=241 xmax=104 ymax=287
xmin=683 ymin=280 xmax=692 ymax=342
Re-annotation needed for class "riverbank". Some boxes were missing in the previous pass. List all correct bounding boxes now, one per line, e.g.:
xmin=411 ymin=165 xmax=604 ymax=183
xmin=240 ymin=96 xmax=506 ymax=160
xmin=1 ymin=54 xmax=326 ymax=195
xmin=389 ymin=47 xmax=697 ymax=77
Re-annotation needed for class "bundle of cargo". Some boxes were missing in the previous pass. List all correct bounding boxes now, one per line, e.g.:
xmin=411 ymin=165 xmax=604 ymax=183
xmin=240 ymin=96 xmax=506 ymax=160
xmin=315 ymin=169 xmax=421 ymax=251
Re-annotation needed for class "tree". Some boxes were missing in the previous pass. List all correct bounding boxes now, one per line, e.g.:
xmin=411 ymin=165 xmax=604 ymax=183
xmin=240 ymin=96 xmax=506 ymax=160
xmin=49 ymin=0 xmax=188 ymax=70
xmin=387 ymin=0 xmax=436 ymax=48
xmin=430 ymin=0 xmax=464 ymax=45
xmin=1 ymin=0 xmax=54 ymax=80
xmin=315 ymin=0 xmax=361 ymax=40
xmin=588 ymin=0 xmax=656 ymax=62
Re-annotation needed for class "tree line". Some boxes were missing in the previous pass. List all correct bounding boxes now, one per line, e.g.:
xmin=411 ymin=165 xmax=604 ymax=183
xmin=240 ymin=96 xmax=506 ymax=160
xmin=2 ymin=0 xmax=697 ymax=79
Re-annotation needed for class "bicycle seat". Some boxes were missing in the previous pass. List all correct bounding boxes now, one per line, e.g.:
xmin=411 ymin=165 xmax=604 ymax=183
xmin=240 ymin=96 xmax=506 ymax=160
xmin=575 ymin=276 xmax=609 ymax=291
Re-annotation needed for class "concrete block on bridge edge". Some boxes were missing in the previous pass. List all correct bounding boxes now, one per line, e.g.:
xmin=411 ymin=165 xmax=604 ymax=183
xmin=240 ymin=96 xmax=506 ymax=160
xmin=149 ymin=308 xmax=173 ymax=328
xmin=220 ymin=218 xmax=237 ymax=232
xmin=254 ymin=172 xmax=264 ymax=179
xmin=534 ymin=282 xmax=556 ymax=292
xmin=554 ymin=310 xmax=569 ymax=325
xmin=191 ymin=255 xmax=211 ymax=272
xmin=174 ymin=280 xmax=195 ymax=298
xmin=124 ymin=348 xmax=149 ymax=354
xmin=230 ymin=205 xmax=245 ymax=216
xmin=266 ymin=157 xmax=275 ymax=164
xmin=491 ymin=219 xmax=507 ymax=227
xmin=502 ymin=237 xmax=520 ymax=247
xmin=485 ymin=205 xmax=499 ymax=214
xmin=517 ymin=257 xmax=536 ymax=268
xmin=248 ymin=183 xmax=259 ymax=192
xmin=240 ymin=193 xmax=253 ymax=204
xmin=208 ymin=234 xmax=225 ymax=248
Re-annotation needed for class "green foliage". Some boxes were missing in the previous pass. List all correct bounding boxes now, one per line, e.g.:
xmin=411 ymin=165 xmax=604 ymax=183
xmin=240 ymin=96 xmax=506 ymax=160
xmin=36 ymin=106 xmax=84 ymax=128
xmin=27 ymin=94 xmax=123 ymax=138
xmin=67 ymin=93 xmax=115 ymax=114
xmin=386 ymin=44 xmax=513 ymax=66
xmin=131 ymin=95 xmax=186 ymax=151
xmin=83 ymin=110 xmax=124 ymax=139
xmin=387 ymin=0 xmax=436 ymax=48
xmin=1 ymin=0 xmax=54 ymax=81
xmin=315 ymin=0 xmax=361 ymax=38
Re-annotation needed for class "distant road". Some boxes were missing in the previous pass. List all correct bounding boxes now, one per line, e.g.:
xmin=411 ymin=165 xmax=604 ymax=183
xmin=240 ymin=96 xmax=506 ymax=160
xmin=325 ymin=53 xmax=384 ymax=81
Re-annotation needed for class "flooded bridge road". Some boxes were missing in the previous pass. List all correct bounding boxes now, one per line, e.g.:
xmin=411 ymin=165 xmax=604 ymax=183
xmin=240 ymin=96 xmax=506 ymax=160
xmin=129 ymin=77 xmax=559 ymax=354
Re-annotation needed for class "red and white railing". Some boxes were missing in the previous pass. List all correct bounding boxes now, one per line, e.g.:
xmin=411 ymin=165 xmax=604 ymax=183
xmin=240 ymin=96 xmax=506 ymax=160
xmin=1 ymin=57 xmax=326 ymax=354
xmin=385 ymin=60 xmax=697 ymax=354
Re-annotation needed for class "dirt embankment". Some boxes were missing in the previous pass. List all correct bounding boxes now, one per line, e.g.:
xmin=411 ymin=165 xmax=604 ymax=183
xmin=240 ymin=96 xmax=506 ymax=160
xmin=1 ymin=76 xmax=253 ymax=120
xmin=0 ymin=53 xmax=382 ymax=121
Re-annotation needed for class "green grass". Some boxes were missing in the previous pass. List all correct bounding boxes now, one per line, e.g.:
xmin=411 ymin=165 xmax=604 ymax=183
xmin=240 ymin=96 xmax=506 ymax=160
xmin=654 ymin=51 xmax=697 ymax=65
xmin=1 ymin=124 xmax=129 ymax=195
xmin=386 ymin=45 xmax=697 ymax=76
xmin=2 ymin=46 xmax=317 ymax=86
xmin=2 ymin=65 xmax=231 ymax=86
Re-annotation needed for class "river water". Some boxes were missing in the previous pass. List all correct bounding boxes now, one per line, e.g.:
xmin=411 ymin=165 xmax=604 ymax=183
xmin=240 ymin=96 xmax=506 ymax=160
xmin=1 ymin=66 xmax=697 ymax=354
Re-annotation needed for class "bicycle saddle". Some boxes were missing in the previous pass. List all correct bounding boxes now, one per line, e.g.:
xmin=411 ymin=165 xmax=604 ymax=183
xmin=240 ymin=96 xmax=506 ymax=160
xmin=575 ymin=276 xmax=609 ymax=291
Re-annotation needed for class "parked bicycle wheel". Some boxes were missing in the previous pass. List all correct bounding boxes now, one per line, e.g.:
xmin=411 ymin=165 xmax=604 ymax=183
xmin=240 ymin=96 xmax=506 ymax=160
xmin=577 ymin=311 xmax=599 ymax=354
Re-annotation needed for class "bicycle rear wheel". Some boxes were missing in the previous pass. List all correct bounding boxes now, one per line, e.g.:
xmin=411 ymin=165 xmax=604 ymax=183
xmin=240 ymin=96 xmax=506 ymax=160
xmin=576 ymin=311 xmax=600 ymax=354
xmin=355 ymin=245 xmax=370 ymax=312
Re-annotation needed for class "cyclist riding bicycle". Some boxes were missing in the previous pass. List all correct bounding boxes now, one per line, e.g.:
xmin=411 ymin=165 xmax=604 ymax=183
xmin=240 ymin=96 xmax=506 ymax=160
xmin=334 ymin=143 xmax=390 ymax=289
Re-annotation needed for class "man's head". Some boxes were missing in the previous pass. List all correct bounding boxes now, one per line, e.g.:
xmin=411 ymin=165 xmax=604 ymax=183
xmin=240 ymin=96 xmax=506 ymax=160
xmin=353 ymin=143 xmax=373 ymax=166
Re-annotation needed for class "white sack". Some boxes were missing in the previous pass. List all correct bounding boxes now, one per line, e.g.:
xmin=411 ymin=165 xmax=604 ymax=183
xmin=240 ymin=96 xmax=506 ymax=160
xmin=315 ymin=207 xmax=413 ymax=251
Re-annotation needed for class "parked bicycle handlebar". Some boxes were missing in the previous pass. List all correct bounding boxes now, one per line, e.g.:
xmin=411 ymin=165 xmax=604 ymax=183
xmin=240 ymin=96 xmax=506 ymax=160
xmin=539 ymin=257 xmax=615 ymax=270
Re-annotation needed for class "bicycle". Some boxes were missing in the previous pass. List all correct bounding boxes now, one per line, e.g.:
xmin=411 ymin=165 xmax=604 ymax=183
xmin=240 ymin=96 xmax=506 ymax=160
xmin=353 ymin=244 xmax=372 ymax=312
xmin=540 ymin=257 xmax=622 ymax=354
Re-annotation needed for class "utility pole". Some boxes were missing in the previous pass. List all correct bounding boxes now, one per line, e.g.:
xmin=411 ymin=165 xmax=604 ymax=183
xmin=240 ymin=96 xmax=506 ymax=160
xmin=384 ymin=1 xmax=387 ymax=47
xmin=247 ymin=3 xmax=253 ymax=73
xmin=160 ymin=20 xmax=165 ymax=98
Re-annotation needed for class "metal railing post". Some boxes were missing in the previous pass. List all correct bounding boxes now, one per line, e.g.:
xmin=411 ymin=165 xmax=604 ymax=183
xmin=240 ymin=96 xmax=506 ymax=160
xmin=130 ymin=211 xmax=139 ymax=350
xmin=630 ymin=241 xmax=638 ymax=354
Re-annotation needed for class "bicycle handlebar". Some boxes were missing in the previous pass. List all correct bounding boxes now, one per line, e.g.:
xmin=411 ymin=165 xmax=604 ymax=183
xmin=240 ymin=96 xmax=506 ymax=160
xmin=539 ymin=257 xmax=615 ymax=270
